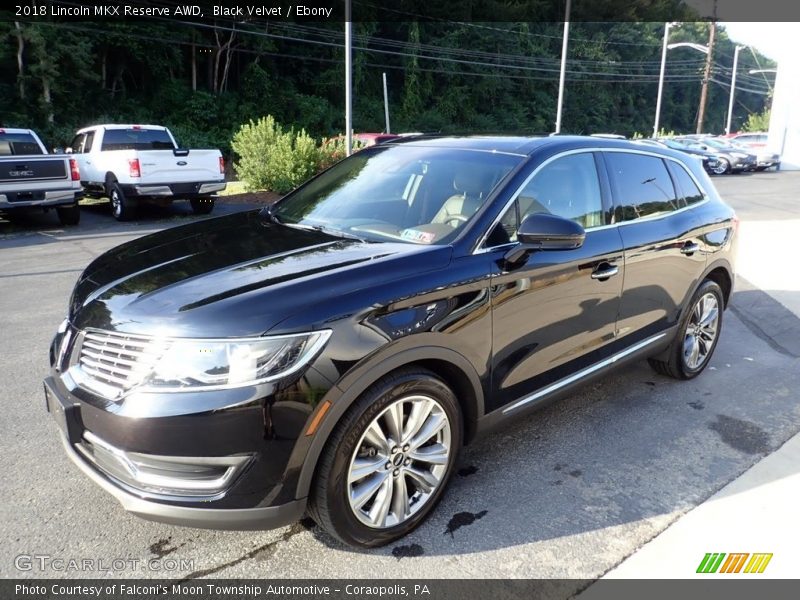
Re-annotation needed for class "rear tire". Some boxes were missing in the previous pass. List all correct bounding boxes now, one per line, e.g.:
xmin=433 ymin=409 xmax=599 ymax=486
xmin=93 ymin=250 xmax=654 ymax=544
xmin=711 ymin=158 xmax=729 ymax=175
xmin=109 ymin=182 xmax=136 ymax=221
xmin=56 ymin=204 xmax=80 ymax=226
xmin=190 ymin=197 xmax=215 ymax=215
xmin=308 ymin=368 xmax=462 ymax=548
xmin=648 ymin=279 xmax=724 ymax=380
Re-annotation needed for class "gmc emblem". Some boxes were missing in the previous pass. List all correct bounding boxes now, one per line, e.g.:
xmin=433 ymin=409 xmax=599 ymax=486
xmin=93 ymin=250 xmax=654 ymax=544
xmin=9 ymin=170 xmax=34 ymax=177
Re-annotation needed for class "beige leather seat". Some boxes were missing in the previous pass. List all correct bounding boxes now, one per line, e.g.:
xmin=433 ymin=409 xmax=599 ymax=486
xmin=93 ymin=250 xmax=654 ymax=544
xmin=432 ymin=171 xmax=489 ymax=228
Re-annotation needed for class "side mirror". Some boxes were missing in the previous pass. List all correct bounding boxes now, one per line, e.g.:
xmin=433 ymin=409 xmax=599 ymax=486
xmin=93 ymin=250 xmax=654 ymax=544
xmin=503 ymin=213 xmax=585 ymax=265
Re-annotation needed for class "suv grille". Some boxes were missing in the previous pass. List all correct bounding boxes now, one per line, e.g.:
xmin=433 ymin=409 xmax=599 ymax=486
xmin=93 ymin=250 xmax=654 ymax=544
xmin=76 ymin=330 xmax=169 ymax=396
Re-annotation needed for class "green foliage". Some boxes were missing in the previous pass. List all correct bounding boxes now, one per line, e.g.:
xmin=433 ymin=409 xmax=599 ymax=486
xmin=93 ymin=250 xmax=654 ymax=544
xmin=741 ymin=108 xmax=770 ymax=133
xmin=232 ymin=116 xmax=320 ymax=194
xmin=1 ymin=18 xmax=776 ymax=157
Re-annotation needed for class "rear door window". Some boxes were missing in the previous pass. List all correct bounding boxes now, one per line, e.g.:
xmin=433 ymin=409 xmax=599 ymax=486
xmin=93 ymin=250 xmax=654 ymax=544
xmin=101 ymin=128 xmax=175 ymax=151
xmin=605 ymin=152 xmax=680 ymax=221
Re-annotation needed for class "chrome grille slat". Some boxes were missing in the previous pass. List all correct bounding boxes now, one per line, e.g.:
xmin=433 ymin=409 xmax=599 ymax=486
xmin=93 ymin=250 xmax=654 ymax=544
xmin=84 ymin=333 xmax=153 ymax=348
xmin=73 ymin=329 xmax=169 ymax=398
xmin=82 ymin=340 xmax=157 ymax=361
xmin=79 ymin=364 xmax=136 ymax=388
xmin=80 ymin=348 xmax=149 ymax=369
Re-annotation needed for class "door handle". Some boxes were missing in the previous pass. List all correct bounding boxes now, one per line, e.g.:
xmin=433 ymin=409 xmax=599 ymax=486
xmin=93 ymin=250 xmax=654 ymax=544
xmin=680 ymin=241 xmax=700 ymax=256
xmin=591 ymin=264 xmax=619 ymax=280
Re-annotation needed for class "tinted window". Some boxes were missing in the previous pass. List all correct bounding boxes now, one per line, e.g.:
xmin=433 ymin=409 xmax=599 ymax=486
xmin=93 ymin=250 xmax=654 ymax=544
xmin=670 ymin=164 xmax=705 ymax=207
xmin=83 ymin=131 xmax=95 ymax=153
xmin=0 ymin=132 xmax=44 ymax=156
xmin=69 ymin=134 xmax=85 ymax=153
xmin=101 ymin=128 xmax=174 ymax=151
xmin=606 ymin=153 xmax=679 ymax=221
xmin=274 ymin=146 xmax=521 ymax=245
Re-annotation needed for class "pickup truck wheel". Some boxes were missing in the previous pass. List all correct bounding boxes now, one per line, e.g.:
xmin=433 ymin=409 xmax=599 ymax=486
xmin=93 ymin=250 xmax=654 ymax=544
xmin=56 ymin=204 xmax=80 ymax=226
xmin=109 ymin=183 xmax=136 ymax=221
xmin=190 ymin=197 xmax=215 ymax=215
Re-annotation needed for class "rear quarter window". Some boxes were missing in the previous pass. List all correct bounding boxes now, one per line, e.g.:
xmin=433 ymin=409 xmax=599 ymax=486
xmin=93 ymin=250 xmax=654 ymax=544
xmin=669 ymin=162 xmax=706 ymax=207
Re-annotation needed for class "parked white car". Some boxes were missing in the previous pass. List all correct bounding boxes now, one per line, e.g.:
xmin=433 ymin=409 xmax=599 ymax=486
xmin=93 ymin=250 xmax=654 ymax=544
xmin=1 ymin=128 xmax=83 ymax=225
xmin=69 ymin=125 xmax=225 ymax=220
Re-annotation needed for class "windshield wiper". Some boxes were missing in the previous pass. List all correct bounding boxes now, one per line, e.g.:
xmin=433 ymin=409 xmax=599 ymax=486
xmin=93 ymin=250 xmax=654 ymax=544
xmin=309 ymin=224 xmax=367 ymax=242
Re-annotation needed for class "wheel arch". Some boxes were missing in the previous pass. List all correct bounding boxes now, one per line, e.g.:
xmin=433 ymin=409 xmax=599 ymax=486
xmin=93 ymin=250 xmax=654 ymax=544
xmin=294 ymin=345 xmax=485 ymax=500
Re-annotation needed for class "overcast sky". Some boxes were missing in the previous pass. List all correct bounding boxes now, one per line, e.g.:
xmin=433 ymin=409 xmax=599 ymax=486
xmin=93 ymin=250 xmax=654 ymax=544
xmin=721 ymin=22 xmax=799 ymax=62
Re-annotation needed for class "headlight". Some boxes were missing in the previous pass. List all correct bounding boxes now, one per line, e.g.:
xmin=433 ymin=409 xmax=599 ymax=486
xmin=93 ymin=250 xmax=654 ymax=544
xmin=143 ymin=330 xmax=331 ymax=391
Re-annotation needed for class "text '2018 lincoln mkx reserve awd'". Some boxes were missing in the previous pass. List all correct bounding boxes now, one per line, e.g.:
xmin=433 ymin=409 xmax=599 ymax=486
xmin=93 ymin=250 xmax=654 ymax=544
xmin=45 ymin=136 xmax=737 ymax=547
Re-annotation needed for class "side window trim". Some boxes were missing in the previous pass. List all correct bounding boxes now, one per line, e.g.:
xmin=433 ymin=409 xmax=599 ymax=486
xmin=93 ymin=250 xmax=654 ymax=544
xmin=478 ymin=150 xmax=606 ymax=252
xmin=475 ymin=147 xmax=711 ymax=254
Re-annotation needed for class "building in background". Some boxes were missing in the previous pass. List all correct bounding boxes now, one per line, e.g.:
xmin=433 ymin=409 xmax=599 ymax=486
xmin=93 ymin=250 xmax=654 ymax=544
xmin=768 ymin=57 xmax=800 ymax=170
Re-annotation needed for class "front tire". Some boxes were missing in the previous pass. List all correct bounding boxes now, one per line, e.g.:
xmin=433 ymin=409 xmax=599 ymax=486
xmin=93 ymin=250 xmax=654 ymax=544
xmin=308 ymin=368 xmax=462 ymax=547
xmin=108 ymin=182 xmax=136 ymax=221
xmin=190 ymin=197 xmax=215 ymax=215
xmin=648 ymin=279 xmax=724 ymax=380
xmin=56 ymin=204 xmax=80 ymax=226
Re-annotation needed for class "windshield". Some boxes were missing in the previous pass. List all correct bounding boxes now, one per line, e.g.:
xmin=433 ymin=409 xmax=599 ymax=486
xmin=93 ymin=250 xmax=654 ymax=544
xmin=272 ymin=145 xmax=522 ymax=245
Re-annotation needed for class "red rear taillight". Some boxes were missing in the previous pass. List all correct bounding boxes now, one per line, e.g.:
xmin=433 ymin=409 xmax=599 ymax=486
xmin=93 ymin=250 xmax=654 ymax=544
xmin=69 ymin=158 xmax=80 ymax=181
xmin=128 ymin=158 xmax=141 ymax=178
xmin=219 ymin=156 xmax=225 ymax=175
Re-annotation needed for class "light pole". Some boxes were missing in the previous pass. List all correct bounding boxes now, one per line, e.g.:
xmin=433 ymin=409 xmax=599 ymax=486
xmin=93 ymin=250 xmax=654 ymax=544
xmin=344 ymin=0 xmax=353 ymax=156
xmin=661 ymin=41 xmax=710 ymax=135
xmin=554 ymin=0 xmax=571 ymax=134
xmin=653 ymin=22 xmax=675 ymax=138
xmin=725 ymin=45 xmax=746 ymax=135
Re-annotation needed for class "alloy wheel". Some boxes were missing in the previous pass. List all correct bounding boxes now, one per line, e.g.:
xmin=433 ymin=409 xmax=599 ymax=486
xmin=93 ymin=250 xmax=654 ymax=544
xmin=110 ymin=189 xmax=121 ymax=217
xmin=712 ymin=159 xmax=729 ymax=175
xmin=346 ymin=394 xmax=451 ymax=529
xmin=683 ymin=292 xmax=720 ymax=370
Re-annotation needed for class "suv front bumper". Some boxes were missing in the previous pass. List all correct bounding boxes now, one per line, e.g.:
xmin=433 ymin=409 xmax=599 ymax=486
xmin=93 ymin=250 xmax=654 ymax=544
xmin=43 ymin=374 xmax=307 ymax=530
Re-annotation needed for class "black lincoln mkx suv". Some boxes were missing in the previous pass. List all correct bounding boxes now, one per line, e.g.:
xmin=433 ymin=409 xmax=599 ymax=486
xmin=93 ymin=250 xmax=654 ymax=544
xmin=46 ymin=135 xmax=737 ymax=547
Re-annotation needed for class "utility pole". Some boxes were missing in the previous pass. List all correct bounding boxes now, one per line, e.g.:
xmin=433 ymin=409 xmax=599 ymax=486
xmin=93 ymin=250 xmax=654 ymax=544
xmin=696 ymin=21 xmax=716 ymax=134
xmin=554 ymin=0 xmax=571 ymax=134
xmin=344 ymin=0 xmax=353 ymax=155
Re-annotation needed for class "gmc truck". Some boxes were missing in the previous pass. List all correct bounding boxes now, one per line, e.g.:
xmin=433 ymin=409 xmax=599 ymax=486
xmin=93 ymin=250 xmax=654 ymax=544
xmin=0 ymin=128 xmax=83 ymax=225
xmin=69 ymin=125 xmax=226 ymax=221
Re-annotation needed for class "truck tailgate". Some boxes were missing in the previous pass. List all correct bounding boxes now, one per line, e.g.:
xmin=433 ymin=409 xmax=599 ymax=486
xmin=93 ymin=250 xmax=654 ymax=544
xmin=0 ymin=157 xmax=67 ymax=184
xmin=137 ymin=150 xmax=221 ymax=184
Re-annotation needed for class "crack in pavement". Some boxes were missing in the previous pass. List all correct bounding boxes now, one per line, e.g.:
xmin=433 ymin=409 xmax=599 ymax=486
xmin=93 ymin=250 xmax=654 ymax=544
xmin=177 ymin=521 xmax=309 ymax=581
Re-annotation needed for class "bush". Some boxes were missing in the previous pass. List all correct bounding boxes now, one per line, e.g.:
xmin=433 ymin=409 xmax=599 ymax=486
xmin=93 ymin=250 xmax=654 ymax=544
xmin=232 ymin=116 xmax=369 ymax=194
xmin=232 ymin=115 xmax=321 ymax=194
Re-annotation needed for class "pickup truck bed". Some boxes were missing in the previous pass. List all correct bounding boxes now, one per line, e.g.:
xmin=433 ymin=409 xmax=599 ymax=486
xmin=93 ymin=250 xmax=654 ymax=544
xmin=0 ymin=128 xmax=83 ymax=225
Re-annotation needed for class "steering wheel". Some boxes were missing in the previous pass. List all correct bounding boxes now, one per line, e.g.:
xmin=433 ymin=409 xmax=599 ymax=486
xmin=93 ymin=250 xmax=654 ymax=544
xmin=443 ymin=214 xmax=469 ymax=228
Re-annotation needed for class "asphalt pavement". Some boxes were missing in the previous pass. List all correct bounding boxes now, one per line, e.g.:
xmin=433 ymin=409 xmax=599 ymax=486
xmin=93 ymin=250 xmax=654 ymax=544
xmin=0 ymin=174 xmax=798 ymax=584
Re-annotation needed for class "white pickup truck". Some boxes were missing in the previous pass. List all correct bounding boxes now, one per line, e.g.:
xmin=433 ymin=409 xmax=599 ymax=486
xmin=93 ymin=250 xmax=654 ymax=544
xmin=0 ymin=128 xmax=83 ymax=225
xmin=69 ymin=125 xmax=226 ymax=220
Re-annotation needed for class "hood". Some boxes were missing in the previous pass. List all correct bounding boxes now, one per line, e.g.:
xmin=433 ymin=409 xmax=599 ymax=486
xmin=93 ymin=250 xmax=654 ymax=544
xmin=70 ymin=210 xmax=452 ymax=337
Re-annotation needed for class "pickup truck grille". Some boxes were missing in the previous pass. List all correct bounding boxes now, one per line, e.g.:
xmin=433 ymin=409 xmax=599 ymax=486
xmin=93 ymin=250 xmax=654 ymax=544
xmin=76 ymin=330 xmax=169 ymax=396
